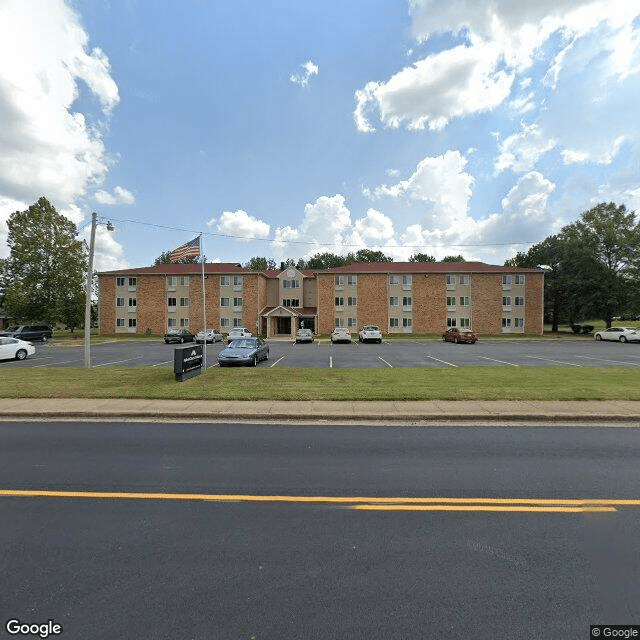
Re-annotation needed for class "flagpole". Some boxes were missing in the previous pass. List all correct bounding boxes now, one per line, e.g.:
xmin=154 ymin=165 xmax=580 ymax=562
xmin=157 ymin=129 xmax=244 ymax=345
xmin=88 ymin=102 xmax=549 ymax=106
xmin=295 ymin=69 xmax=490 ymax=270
xmin=200 ymin=233 xmax=206 ymax=370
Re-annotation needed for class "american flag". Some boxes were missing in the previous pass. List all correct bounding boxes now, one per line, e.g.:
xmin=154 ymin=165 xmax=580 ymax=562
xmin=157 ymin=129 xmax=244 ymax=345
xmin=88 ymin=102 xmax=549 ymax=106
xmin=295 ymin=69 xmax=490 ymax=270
xmin=169 ymin=236 xmax=200 ymax=262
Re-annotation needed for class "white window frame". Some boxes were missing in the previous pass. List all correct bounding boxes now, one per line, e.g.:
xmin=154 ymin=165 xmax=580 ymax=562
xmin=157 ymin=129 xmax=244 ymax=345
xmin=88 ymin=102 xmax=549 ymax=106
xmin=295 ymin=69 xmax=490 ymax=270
xmin=220 ymin=276 xmax=230 ymax=286
xmin=514 ymin=296 xmax=524 ymax=306
xmin=402 ymin=296 xmax=412 ymax=311
xmin=515 ymin=274 xmax=525 ymax=285
xmin=447 ymin=317 xmax=457 ymax=328
xmin=402 ymin=318 xmax=412 ymax=328
xmin=116 ymin=277 xmax=125 ymax=287
xmin=348 ymin=275 xmax=357 ymax=285
xmin=334 ymin=275 xmax=344 ymax=288
xmin=167 ymin=318 xmax=177 ymax=328
xmin=460 ymin=318 xmax=470 ymax=328
xmin=334 ymin=317 xmax=345 ymax=327
xmin=220 ymin=317 xmax=230 ymax=328
xmin=220 ymin=297 xmax=230 ymax=307
xmin=389 ymin=318 xmax=399 ymax=328
xmin=389 ymin=275 xmax=400 ymax=285
xmin=335 ymin=296 xmax=344 ymax=309
xmin=459 ymin=275 xmax=469 ymax=285
xmin=116 ymin=297 xmax=125 ymax=308
xmin=389 ymin=296 xmax=399 ymax=307
xmin=459 ymin=296 xmax=470 ymax=307
xmin=116 ymin=318 xmax=125 ymax=327
xmin=347 ymin=317 xmax=357 ymax=328
xmin=347 ymin=296 xmax=357 ymax=306
xmin=446 ymin=296 xmax=456 ymax=308
xmin=446 ymin=274 xmax=456 ymax=290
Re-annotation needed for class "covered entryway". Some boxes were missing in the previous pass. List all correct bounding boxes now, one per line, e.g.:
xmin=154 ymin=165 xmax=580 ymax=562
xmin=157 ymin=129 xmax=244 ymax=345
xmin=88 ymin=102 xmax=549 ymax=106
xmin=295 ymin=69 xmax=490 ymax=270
xmin=261 ymin=306 xmax=318 ymax=339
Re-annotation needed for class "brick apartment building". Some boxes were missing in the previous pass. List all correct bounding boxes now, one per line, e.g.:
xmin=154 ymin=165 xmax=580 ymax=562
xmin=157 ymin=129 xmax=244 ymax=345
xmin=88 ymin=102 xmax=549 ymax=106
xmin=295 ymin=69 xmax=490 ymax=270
xmin=97 ymin=261 xmax=544 ymax=337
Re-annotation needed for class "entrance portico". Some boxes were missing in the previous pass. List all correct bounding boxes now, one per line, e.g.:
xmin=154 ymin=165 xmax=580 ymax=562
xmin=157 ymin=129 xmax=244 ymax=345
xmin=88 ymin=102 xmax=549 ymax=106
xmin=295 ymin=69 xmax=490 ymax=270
xmin=261 ymin=306 xmax=317 ymax=338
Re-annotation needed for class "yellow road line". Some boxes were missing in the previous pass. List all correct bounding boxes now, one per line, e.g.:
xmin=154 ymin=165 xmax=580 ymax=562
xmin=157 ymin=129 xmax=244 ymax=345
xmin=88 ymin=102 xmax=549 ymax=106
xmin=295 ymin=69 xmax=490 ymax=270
xmin=351 ymin=505 xmax=616 ymax=513
xmin=0 ymin=489 xmax=637 ymax=510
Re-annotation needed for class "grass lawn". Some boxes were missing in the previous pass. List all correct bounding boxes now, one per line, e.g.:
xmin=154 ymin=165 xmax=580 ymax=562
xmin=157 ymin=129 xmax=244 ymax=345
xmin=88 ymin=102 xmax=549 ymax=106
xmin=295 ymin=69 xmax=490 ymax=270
xmin=2 ymin=366 xmax=639 ymax=401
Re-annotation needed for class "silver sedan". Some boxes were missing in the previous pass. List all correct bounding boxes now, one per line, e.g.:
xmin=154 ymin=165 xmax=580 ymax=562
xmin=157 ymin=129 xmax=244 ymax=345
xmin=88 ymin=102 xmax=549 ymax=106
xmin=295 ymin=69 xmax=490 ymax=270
xmin=594 ymin=327 xmax=640 ymax=342
xmin=218 ymin=338 xmax=269 ymax=367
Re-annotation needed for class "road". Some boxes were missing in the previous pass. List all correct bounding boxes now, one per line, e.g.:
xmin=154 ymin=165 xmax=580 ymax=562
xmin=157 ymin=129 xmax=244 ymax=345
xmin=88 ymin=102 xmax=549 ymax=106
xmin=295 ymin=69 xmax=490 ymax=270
xmin=1 ymin=422 xmax=639 ymax=639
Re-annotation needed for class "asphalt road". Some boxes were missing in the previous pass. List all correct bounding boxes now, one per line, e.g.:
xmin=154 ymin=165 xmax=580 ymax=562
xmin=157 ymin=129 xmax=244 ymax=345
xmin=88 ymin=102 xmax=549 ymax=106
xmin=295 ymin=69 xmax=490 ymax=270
xmin=2 ymin=337 xmax=640 ymax=369
xmin=1 ymin=422 xmax=639 ymax=639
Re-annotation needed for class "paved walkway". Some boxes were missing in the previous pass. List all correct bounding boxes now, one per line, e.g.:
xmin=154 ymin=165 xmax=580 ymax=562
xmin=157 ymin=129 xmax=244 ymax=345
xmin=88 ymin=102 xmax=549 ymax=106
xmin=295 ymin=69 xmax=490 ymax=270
xmin=0 ymin=398 xmax=639 ymax=424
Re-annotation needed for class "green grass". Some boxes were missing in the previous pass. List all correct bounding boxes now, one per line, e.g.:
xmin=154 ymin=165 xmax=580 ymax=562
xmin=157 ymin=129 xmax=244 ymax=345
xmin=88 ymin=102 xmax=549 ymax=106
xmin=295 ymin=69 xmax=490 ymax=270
xmin=2 ymin=366 xmax=640 ymax=401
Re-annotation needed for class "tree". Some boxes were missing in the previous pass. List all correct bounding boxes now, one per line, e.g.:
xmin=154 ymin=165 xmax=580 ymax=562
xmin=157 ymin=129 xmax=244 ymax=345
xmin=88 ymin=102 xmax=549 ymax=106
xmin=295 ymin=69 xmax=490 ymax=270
xmin=408 ymin=253 xmax=436 ymax=263
xmin=302 ymin=252 xmax=350 ymax=270
xmin=442 ymin=255 xmax=466 ymax=263
xmin=4 ymin=197 xmax=87 ymax=328
xmin=243 ymin=256 xmax=276 ymax=270
xmin=153 ymin=250 xmax=199 ymax=265
xmin=351 ymin=249 xmax=393 ymax=263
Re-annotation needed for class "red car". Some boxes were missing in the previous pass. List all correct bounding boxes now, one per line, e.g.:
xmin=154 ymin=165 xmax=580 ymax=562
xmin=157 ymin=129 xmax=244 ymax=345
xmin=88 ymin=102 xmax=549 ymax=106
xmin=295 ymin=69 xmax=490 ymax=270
xmin=442 ymin=328 xmax=477 ymax=344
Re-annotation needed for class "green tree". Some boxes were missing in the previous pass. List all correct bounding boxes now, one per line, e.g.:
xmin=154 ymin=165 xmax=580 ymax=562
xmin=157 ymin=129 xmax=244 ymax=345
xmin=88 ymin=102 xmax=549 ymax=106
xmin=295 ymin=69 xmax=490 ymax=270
xmin=352 ymin=249 xmax=393 ymax=263
xmin=4 ymin=197 xmax=87 ymax=328
xmin=442 ymin=255 xmax=466 ymax=263
xmin=153 ymin=251 xmax=199 ymax=265
xmin=243 ymin=256 xmax=276 ymax=270
xmin=302 ymin=252 xmax=350 ymax=269
xmin=408 ymin=253 xmax=436 ymax=263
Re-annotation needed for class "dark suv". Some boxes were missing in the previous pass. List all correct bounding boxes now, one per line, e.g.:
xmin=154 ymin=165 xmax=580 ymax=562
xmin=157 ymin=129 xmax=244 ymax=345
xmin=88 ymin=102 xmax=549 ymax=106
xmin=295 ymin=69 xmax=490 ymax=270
xmin=0 ymin=325 xmax=53 ymax=342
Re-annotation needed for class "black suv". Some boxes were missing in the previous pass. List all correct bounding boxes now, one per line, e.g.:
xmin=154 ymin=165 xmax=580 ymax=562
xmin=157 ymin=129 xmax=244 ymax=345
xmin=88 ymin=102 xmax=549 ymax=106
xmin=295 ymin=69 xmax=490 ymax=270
xmin=0 ymin=325 xmax=53 ymax=342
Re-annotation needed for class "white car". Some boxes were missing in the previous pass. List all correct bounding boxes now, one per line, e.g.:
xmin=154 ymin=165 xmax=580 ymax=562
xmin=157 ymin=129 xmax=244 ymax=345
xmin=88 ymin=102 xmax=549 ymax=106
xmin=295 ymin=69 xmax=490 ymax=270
xmin=0 ymin=336 xmax=35 ymax=361
xmin=227 ymin=327 xmax=252 ymax=343
xmin=195 ymin=329 xmax=223 ymax=344
xmin=358 ymin=325 xmax=382 ymax=344
xmin=594 ymin=327 xmax=640 ymax=343
xmin=331 ymin=327 xmax=352 ymax=343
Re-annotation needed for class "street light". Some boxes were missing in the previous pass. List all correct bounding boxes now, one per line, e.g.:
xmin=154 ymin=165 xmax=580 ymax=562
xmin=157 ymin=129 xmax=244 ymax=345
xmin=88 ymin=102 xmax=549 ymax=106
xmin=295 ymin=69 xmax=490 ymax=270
xmin=84 ymin=212 xmax=114 ymax=368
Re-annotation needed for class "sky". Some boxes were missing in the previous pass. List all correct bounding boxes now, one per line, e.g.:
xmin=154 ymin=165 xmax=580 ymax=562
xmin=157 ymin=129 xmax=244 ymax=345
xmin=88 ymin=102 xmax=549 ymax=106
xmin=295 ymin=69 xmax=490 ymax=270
xmin=1 ymin=0 xmax=640 ymax=272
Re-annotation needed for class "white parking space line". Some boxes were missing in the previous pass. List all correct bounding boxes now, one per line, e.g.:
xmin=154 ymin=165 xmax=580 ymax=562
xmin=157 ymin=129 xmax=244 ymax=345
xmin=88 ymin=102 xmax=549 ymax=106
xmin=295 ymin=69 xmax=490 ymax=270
xmin=575 ymin=355 xmax=640 ymax=366
xmin=329 ymin=356 xmax=333 ymax=368
xmin=33 ymin=359 xmax=82 ymax=367
xmin=425 ymin=355 xmax=458 ymax=367
xmin=526 ymin=355 xmax=581 ymax=367
xmin=270 ymin=355 xmax=286 ymax=368
xmin=378 ymin=356 xmax=393 ymax=368
xmin=151 ymin=360 xmax=172 ymax=367
xmin=477 ymin=356 xmax=519 ymax=366
xmin=93 ymin=356 xmax=144 ymax=367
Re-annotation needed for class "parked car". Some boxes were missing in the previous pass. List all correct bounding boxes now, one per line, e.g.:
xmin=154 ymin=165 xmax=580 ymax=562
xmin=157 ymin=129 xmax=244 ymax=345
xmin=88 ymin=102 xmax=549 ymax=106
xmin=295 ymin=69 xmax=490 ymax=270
xmin=218 ymin=337 xmax=269 ymax=367
xmin=358 ymin=325 xmax=382 ymax=344
xmin=195 ymin=329 xmax=223 ymax=344
xmin=0 ymin=324 xmax=52 ymax=342
xmin=164 ymin=328 xmax=196 ymax=344
xmin=594 ymin=327 xmax=640 ymax=343
xmin=227 ymin=327 xmax=252 ymax=343
xmin=0 ymin=337 xmax=35 ymax=361
xmin=442 ymin=327 xmax=478 ymax=344
xmin=295 ymin=328 xmax=314 ymax=343
xmin=331 ymin=327 xmax=352 ymax=343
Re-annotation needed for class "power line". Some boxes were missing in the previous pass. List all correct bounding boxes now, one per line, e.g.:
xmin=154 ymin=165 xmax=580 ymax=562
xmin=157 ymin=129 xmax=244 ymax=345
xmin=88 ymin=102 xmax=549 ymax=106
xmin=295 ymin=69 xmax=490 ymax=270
xmin=103 ymin=215 xmax=538 ymax=250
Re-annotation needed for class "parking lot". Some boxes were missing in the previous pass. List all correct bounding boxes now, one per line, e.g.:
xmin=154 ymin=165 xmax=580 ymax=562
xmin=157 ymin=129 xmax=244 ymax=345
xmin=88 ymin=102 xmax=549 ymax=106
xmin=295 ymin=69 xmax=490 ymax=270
xmin=2 ymin=337 xmax=640 ymax=369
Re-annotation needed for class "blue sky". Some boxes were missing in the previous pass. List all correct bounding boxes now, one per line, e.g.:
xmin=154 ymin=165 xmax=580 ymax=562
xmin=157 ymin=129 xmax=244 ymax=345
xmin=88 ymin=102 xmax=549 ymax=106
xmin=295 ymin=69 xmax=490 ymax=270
xmin=1 ymin=0 xmax=640 ymax=271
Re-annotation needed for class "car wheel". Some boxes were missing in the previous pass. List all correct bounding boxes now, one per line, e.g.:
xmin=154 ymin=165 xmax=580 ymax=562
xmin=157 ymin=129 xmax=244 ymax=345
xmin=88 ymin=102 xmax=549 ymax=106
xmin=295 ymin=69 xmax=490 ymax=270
xmin=595 ymin=334 xmax=602 ymax=341
xmin=42 ymin=336 xmax=48 ymax=343
xmin=454 ymin=337 xmax=458 ymax=344
xmin=15 ymin=349 xmax=27 ymax=360
xmin=620 ymin=336 xmax=628 ymax=343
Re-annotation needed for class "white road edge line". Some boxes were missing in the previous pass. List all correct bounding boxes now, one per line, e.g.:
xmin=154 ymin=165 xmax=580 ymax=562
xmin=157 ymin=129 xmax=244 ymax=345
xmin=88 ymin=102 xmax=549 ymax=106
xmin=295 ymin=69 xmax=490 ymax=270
xmin=575 ymin=355 xmax=640 ymax=366
xmin=378 ymin=356 xmax=393 ymax=368
xmin=425 ymin=355 xmax=458 ymax=367
xmin=151 ymin=360 xmax=172 ymax=367
xmin=526 ymin=355 xmax=581 ymax=367
xmin=33 ymin=359 xmax=82 ymax=367
xmin=477 ymin=356 xmax=519 ymax=367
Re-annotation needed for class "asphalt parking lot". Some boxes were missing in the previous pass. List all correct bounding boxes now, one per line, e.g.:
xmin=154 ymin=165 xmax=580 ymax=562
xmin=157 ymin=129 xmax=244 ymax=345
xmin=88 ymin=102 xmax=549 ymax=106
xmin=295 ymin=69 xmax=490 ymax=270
xmin=2 ymin=337 xmax=640 ymax=369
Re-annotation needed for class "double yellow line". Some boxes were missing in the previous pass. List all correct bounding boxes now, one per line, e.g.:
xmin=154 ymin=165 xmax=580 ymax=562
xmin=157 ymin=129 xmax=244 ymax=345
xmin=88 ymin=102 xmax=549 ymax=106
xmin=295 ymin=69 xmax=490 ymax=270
xmin=2 ymin=489 xmax=638 ymax=512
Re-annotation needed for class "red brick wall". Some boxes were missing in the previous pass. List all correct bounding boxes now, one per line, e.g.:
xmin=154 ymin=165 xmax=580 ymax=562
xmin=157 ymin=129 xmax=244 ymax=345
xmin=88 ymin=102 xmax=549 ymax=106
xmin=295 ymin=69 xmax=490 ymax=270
xmin=471 ymin=274 xmax=502 ymax=334
xmin=356 ymin=274 xmax=389 ymax=332
xmin=525 ymin=272 xmax=544 ymax=335
xmin=317 ymin=275 xmax=335 ymax=334
xmin=98 ymin=275 xmax=115 ymax=334
xmin=413 ymin=275 xmax=447 ymax=333
xmin=137 ymin=276 xmax=166 ymax=334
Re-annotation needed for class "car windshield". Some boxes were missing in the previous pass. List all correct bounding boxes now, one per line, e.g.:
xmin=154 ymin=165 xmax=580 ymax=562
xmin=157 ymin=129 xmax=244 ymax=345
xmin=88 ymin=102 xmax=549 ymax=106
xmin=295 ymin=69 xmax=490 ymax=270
xmin=231 ymin=339 xmax=256 ymax=349
xmin=363 ymin=326 xmax=378 ymax=331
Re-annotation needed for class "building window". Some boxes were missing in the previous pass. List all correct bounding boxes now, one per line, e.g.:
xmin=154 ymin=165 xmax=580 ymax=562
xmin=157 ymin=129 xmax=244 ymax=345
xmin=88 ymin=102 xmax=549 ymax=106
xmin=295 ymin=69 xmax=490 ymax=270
xmin=502 ymin=296 xmax=511 ymax=309
xmin=233 ymin=318 xmax=244 ymax=327
xmin=502 ymin=317 xmax=512 ymax=329
xmin=459 ymin=296 xmax=470 ymax=306
xmin=220 ymin=276 xmax=230 ymax=286
xmin=389 ymin=275 xmax=400 ymax=285
xmin=402 ymin=318 xmax=412 ymax=328
xmin=334 ymin=275 xmax=344 ymax=287
xmin=402 ymin=275 xmax=412 ymax=289
xmin=389 ymin=296 xmax=399 ymax=307
xmin=514 ymin=318 xmax=525 ymax=328
xmin=515 ymin=275 xmax=525 ymax=285
xmin=116 ymin=277 xmax=125 ymax=287
xmin=220 ymin=297 xmax=230 ymax=307
xmin=282 ymin=299 xmax=300 ymax=307
xmin=402 ymin=296 xmax=412 ymax=310
xmin=167 ymin=276 xmax=177 ymax=288
xmin=348 ymin=317 xmax=357 ymax=327
xmin=347 ymin=296 xmax=357 ymax=306
xmin=335 ymin=296 xmax=344 ymax=308
xmin=116 ymin=297 xmax=125 ymax=307
xmin=446 ymin=275 xmax=456 ymax=289
xmin=283 ymin=279 xmax=300 ymax=289
xmin=389 ymin=318 xmax=399 ymax=328
xmin=502 ymin=274 xmax=512 ymax=289
xmin=514 ymin=296 xmax=524 ymax=306
xmin=233 ymin=297 xmax=243 ymax=310
xmin=128 ymin=298 xmax=137 ymax=310
xmin=167 ymin=318 xmax=177 ymax=328
xmin=128 ymin=318 xmax=137 ymax=328
xmin=447 ymin=317 xmax=457 ymax=327
xmin=116 ymin=318 xmax=125 ymax=327
xmin=220 ymin=318 xmax=230 ymax=328
xmin=446 ymin=296 xmax=456 ymax=307
xmin=459 ymin=275 xmax=469 ymax=285
xmin=180 ymin=318 xmax=189 ymax=327
xmin=180 ymin=298 xmax=189 ymax=307
xmin=460 ymin=318 xmax=470 ymax=328
xmin=334 ymin=317 xmax=345 ymax=327
xmin=167 ymin=297 xmax=176 ymax=311
xmin=180 ymin=276 xmax=189 ymax=286
xmin=128 ymin=277 xmax=137 ymax=288
xmin=348 ymin=275 xmax=357 ymax=285
xmin=233 ymin=276 xmax=243 ymax=286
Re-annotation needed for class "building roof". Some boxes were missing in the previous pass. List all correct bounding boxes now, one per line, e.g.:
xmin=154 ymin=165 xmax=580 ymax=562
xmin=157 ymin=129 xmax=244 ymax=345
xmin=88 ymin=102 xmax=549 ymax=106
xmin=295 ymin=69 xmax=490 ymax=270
xmin=314 ymin=261 xmax=543 ymax=274
xmin=98 ymin=262 xmax=244 ymax=276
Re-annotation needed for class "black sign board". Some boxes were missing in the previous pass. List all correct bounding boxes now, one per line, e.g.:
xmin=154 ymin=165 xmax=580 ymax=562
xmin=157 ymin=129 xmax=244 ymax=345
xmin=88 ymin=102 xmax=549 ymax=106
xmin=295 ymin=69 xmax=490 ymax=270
xmin=174 ymin=344 xmax=203 ymax=382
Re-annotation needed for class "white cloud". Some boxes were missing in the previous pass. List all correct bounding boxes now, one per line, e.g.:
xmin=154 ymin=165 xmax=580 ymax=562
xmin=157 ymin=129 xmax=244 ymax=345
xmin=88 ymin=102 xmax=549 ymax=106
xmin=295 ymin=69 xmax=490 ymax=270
xmin=95 ymin=186 xmax=136 ymax=205
xmin=217 ymin=210 xmax=271 ymax=241
xmin=290 ymin=60 xmax=319 ymax=88
xmin=495 ymin=124 xmax=557 ymax=173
